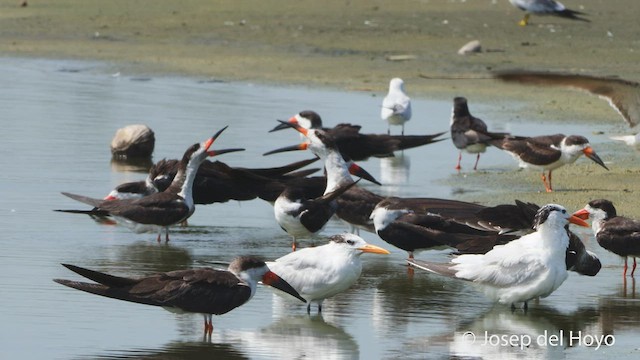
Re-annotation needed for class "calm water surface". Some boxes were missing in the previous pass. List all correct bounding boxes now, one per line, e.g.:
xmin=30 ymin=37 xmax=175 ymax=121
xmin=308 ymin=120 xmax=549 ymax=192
xmin=1 ymin=58 xmax=638 ymax=359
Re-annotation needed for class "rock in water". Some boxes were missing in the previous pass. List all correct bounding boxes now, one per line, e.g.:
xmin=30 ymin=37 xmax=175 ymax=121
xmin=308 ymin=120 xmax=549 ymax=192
xmin=110 ymin=124 xmax=155 ymax=159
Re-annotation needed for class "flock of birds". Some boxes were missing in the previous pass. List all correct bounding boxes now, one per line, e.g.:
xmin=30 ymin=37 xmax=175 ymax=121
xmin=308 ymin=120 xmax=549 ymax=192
xmin=51 ymin=0 xmax=640 ymax=333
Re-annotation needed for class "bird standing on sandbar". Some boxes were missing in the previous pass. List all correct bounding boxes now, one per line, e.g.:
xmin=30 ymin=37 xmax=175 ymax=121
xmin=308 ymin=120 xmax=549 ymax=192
xmin=490 ymin=133 xmax=608 ymax=192
xmin=573 ymin=199 xmax=640 ymax=277
xmin=450 ymin=97 xmax=512 ymax=171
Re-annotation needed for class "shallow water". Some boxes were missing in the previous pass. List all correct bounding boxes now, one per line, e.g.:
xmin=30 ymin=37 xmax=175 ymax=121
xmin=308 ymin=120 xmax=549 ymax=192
xmin=1 ymin=58 xmax=638 ymax=359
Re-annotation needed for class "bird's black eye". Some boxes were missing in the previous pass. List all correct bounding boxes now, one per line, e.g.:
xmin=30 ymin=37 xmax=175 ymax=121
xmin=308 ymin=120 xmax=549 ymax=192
xmin=562 ymin=209 xmax=566 ymax=214
xmin=347 ymin=240 xmax=355 ymax=245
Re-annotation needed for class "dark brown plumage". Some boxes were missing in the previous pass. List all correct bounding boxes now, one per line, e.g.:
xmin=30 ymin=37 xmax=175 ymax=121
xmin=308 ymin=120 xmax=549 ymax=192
xmin=53 ymin=256 xmax=306 ymax=334
xmin=56 ymin=127 xmax=244 ymax=241
xmin=450 ymin=97 xmax=512 ymax=170
xmin=574 ymin=199 xmax=640 ymax=277
xmin=270 ymin=110 xmax=446 ymax=161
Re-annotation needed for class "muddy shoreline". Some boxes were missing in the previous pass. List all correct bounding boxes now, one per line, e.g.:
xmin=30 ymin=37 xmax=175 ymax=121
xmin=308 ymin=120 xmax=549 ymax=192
xmin=2 ymin=0 xmax=639 ymax=215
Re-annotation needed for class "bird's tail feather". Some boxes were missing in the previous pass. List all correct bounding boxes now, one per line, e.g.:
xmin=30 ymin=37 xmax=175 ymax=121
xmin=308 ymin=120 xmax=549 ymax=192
xmin=407 ymin=259 xmax=457 ymax=277
xmin=61 ymin=192 xmax=103 ymax=207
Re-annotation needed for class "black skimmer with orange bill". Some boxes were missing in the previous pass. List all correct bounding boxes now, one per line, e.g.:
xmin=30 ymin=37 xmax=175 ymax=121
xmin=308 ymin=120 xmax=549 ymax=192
xmin=274 ymin=180 xmax=359 ymax=251
xmin=381 ymin=78 xmax=412 ymax=135
xmin=266 ymin=120 xmax=384 ymax=235
xmin=407 ymin=204 xmax=589 ymax=310
xmin=493 ymin=70 xmax=639 ymax=127
xmin=104 ymin=157 xmax=319 ymax=203
xmin=371 ymin=197 xmax=601 ymax=276
xmin=53 ymin=256 xmax=306 ymax=335
xmin=450 ymin=97 xmax=513 ymax=171
xmin=508 ymin=0 xmax=589 ymax=26
xmin=270 ymin=110 xmax=445 ymax=161
xmin=573 ymin=199 xmax=640 ymax=277
xmin=370 ymin=197 xmax=495 ymax=259
xmin=56 ymin=127 xmax=244 ymax=242
xmin=490 ymin=133 xmax=608 ymax=192
xmin=267 ymin=233 xmax=390 ymax=313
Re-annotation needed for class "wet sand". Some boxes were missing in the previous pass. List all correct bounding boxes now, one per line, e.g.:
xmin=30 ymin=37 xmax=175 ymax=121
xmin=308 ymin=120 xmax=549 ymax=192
xmin=2 ymin=0 xmax=639 ymax=214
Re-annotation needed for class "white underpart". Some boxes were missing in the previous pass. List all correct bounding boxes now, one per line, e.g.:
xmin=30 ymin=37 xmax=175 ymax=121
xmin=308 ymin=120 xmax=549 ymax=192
xmin=236 ymin=265 xmax=268 ymax=299
xmin=370 ymin=206 xmax=411 ymax=232
xmin=451 ymin=206 xmax=571 ymax=305
xmin=509 ymin=0 xmax=565 ymax=14
xmin=464 ymin=142 xmax=488 ymax=154
xmin=267 ymin=234 xmax=367 ymax=306
xmin=516 ymin=139 xmax=587 ymax=171
xmin=274 ymin=196 xmax=314 ymax=238
xmin=584 ymin=204 xmax=608 ymax=235
xmin=381 ymin=78 xmax=412 ymax=126
xmin=295 ymin=113 xmax=313 ymax=130
xmin=177 ymin=146 xmax=208 ymax=214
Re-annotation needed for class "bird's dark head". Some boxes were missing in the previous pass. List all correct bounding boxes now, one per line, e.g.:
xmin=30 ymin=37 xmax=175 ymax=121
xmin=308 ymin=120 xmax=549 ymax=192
xmin=270 ymin=110 xmax=323 ymax=132
xmin=533 ymin=204 xmax=588 ymax=230
xmin=573 ymin=199 xmax=616 ymax=221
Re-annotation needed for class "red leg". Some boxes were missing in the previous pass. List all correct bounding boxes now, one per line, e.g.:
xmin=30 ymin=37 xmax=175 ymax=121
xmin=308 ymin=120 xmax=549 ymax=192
xmin=156 ymin=232 xmax=161 ymax=243
xmin=631 ymin=257 xmax=637 ymax=277
xmin=455 ymin=152 xmax=462 ymax=171
xmin=292 ymin=239 xmax=297 ymax=252
xmin=624 ymin=257 xmax=628 ymax=277
xmin=473 ymin=153 xmax=481 ymax=171
xmin=541 ymin=172 xmax=552 ymax=192
xmin=548 ymin=171 xmax=553 ymax=191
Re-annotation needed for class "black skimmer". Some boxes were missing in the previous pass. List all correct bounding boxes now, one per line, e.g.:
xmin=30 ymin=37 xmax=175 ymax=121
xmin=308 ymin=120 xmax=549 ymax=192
xmin=370 ymin=197 xmax=491 ymax=259
xmin=407 ymin=204 xmax=589 ymax=310
xmin=274 ymin=180 xmax=359 ymax=251
xmin=490 ymin=133 xmax=608 ymax=192
xmin=105 ymin=157 xmax=319 ymax=203
xmin=371 ymin=198 xmax=601 ymax=276
xmin=450 ymin=97 xmax=512 ymax=171
xmin=53 ymin=256 xmax=306 ymax=335
xmin=381 ymin=78 xmax=412 ymax=135
xmin=573 ymin=199 xmax=640 ymax=277
xmin=266 ymin=121 xmax=384 ymax=234
xmin=270 ymin=110 xmax=445 ymax=161
xmin=56 ymin=127 xmax=244 ymax=242
xmin=267 ymin=233 xmax=389 ymax=313
xmin=508 ymin=0 xmax=589 ymax=26
xmin=494 ymin=70 xmax=639 ymax=128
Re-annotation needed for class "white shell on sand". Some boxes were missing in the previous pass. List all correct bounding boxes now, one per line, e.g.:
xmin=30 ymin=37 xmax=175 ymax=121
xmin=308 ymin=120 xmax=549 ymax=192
xmin=458 ymin=40 xmax=482 ymax=55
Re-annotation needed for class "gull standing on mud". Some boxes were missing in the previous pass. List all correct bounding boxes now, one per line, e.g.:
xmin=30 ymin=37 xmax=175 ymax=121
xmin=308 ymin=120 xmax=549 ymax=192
xmin=381 ymin=78 xmax=412 ymax=135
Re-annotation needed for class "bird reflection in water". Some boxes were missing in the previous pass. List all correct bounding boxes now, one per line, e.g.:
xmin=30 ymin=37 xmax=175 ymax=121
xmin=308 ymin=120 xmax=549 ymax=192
xmin=379 ymin=153 xmax=410 ymax=193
